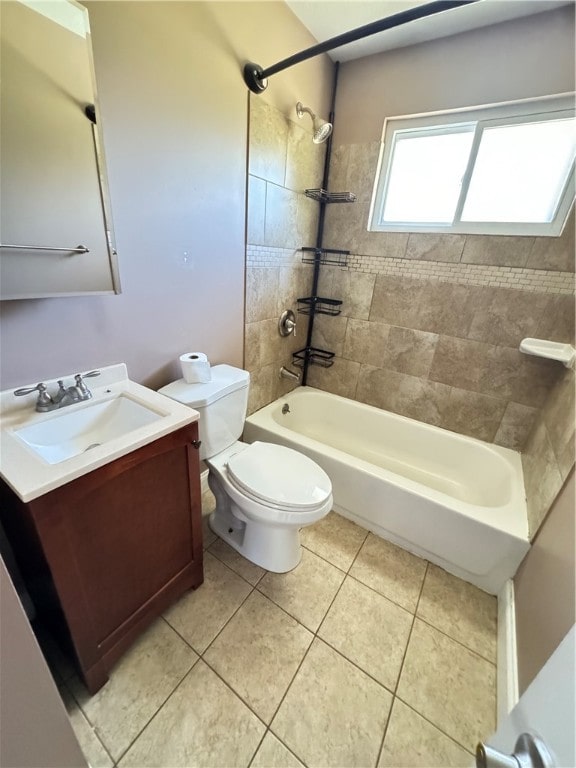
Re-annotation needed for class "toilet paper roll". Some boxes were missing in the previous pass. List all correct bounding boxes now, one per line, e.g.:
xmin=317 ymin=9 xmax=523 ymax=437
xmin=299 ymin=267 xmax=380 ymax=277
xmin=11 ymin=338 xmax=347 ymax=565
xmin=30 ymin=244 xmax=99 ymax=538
xmin=179 ymin=352 xmax=211 ymax=383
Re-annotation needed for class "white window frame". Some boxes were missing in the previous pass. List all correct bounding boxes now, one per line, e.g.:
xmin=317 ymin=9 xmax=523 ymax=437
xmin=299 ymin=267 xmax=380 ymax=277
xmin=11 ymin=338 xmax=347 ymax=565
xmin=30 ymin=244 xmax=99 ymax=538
xmin=369 ymin=93 xmax=576 ymax=237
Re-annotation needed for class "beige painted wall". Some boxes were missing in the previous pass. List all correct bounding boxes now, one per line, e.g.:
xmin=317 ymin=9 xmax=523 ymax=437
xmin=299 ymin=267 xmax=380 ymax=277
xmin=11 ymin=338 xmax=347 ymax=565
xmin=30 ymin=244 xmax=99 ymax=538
xmin=334 ymin=5 xmax=575 ymax=144
xmin=514 ymin=470 xmax=575 ymax=694
xmin=0 ymin=1 xmax=331 ymax=393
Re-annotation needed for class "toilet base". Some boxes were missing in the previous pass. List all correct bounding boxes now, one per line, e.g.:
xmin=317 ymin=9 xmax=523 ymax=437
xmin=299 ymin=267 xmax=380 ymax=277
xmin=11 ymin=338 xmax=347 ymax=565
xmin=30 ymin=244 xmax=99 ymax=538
xmin=208 ymin=507 xmax=302 ymax=573
xmin=207 ymin=469 xmax=303 ymax=572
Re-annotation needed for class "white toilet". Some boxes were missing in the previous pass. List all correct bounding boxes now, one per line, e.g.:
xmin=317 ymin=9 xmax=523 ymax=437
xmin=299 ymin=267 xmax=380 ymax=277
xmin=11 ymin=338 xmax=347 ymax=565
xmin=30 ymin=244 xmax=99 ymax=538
xmin=159 ymin=365 xmax=332 ymax=572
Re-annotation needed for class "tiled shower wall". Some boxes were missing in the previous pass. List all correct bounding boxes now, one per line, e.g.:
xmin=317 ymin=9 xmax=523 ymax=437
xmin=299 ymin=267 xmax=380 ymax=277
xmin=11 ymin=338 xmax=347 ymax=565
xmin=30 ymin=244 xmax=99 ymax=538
xmin=315 ymin=141 xmax=575 ymax=536
xmin=244 ymin=110 xmax=575 ymax=539
xmin=245 ymin=97 xmax=325 ymax=414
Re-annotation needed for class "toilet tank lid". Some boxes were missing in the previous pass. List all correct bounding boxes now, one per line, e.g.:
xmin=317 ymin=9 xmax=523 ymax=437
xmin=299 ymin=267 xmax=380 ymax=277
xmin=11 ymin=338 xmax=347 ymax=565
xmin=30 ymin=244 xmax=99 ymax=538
xmin=158 ymin=364 xmax=249 ymax=407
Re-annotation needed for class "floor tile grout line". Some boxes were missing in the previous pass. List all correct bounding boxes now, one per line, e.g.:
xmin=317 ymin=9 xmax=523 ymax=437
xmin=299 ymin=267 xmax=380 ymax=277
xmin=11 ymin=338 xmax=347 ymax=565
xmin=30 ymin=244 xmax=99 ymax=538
xmin=393 ymin=694 xmax=476 ymax=758
xmin=103 ymin=654 xmax=201 ymax=765
xmin=375 ymin=561 xmax=430 ymax=767
xmin=413 ymin=613 xmax=498 ymax=667
xmin=345 ymin=570 xmax=419 ymax=617
xmin=199 ymin=655 xmax=270 ymax=729
xmin=343 ymin=542 xmax=497 ymax=665
xmin=59 ymin=677 xmax=117 ymax=767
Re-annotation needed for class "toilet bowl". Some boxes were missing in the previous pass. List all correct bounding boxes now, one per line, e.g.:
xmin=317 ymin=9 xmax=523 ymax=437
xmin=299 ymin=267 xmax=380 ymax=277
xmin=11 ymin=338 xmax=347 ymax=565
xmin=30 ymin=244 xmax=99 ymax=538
xmin=158 ymin=365 xmax=333 ymax=572
xmin=206 ymin=441 xmax=332 ymax=572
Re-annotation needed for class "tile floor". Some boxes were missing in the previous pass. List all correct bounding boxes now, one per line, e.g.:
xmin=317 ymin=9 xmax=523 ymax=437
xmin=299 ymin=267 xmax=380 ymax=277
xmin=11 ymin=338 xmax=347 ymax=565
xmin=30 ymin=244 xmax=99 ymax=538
xmin=49 ymin=492 xmax=497 ymax=768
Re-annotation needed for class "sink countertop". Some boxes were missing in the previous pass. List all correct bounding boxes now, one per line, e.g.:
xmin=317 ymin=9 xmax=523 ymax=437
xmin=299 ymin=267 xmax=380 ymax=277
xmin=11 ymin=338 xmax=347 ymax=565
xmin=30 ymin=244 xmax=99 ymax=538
xmin=0 ymin=364 xmax=199 ymax=502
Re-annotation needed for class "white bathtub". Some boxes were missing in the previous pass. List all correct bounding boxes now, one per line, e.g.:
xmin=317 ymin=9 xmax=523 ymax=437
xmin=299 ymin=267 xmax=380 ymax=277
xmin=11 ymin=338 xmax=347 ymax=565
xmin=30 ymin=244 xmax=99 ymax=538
xmin=244 ymin=387 xmax=530 ymax=594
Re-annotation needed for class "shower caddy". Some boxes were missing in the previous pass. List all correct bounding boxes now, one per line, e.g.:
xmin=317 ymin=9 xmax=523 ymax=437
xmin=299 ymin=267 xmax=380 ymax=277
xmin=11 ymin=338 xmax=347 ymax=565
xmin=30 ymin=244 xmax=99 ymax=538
xmin=291 ymin=64 xmax=357 ymax=385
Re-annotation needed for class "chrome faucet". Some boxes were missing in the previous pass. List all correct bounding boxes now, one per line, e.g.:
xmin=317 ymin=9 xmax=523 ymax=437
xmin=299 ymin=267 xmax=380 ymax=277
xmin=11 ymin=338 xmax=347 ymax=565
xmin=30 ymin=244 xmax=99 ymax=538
xmin=14 ymin=370 xmax=101 ymax=412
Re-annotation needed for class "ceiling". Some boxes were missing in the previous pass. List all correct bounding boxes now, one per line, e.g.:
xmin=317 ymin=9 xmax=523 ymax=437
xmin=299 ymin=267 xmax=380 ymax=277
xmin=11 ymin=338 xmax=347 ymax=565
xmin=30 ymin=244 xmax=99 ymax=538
xmin=285 ymin=0 xmax=572 ymax=62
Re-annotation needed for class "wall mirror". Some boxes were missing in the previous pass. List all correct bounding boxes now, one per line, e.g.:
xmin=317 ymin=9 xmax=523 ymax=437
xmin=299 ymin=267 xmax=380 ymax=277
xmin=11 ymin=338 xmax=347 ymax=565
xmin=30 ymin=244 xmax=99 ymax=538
xmin=0 ymin=0 xmax=120 ymax=300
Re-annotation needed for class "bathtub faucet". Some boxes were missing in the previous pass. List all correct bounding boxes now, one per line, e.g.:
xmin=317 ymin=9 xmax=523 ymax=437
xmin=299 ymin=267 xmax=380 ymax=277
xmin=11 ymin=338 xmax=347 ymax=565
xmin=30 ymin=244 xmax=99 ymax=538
xmin=279 ymin=366 xmax=301 ymax=383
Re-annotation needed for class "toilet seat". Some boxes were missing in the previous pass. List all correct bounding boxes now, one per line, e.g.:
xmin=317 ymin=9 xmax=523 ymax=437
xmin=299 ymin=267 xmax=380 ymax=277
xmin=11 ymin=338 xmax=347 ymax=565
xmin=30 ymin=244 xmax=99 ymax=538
xmin=225 ymin=441 xmax=331 ymax=512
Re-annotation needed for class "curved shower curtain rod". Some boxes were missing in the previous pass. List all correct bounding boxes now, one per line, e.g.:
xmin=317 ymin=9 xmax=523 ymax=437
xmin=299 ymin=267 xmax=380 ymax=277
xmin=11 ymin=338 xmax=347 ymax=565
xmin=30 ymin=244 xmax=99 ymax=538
xmin=243 ymin=0 xmax=479 ymax=93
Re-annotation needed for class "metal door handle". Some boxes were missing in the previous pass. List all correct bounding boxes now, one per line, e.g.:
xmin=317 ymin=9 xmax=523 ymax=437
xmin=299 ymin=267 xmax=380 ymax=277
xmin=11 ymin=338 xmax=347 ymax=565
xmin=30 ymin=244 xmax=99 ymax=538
xmin=476 ymin=733 xmax=554 ymax=768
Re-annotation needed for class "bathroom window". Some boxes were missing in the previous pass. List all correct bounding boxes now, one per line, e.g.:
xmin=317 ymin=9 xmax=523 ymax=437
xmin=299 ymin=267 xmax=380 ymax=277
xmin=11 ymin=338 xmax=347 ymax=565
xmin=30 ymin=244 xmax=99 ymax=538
xmin=369 ymin=94 xmax=576 ymax=236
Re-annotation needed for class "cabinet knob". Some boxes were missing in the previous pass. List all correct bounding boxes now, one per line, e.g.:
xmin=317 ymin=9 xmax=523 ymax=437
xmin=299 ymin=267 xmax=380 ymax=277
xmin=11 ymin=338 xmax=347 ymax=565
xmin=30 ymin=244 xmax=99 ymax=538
xmin=191 ymin=440 xmax=202 ymax=450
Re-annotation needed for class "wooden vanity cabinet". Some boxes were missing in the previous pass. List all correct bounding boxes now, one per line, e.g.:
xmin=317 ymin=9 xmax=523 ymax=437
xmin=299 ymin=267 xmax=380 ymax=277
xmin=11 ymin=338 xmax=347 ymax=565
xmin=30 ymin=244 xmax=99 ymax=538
xmin=0 ymin=423 xmax=203 ymax=694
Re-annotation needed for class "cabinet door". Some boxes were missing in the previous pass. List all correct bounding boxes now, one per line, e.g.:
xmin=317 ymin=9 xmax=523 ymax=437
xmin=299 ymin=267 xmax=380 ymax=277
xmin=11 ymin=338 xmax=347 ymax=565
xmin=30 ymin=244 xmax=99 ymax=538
xmin=0 ymin=1 xmax=119 ymax=299
xmin=28 ymin=425 xmax=203 ymax=688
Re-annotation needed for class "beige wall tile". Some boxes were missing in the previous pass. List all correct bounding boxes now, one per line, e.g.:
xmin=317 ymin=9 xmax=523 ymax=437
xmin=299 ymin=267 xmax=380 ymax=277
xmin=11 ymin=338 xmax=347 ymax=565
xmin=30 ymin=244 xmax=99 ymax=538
xmin=332 ymin=269 xmax=376 ymax=320
xmin=356 ymin=365 xmax=452 ymax=427
xmin=467 ymin=287 xmax=549 ymax=347
xmin=527 ymin=209 xmax=575 ymax=272
xmin=278 ymin=264 xmax=310 ymax=315
xmin=296 ymin=193 xmax=320 ymax=246
xmin=247 ymin=175 xmax=266 ymax=245
xmin=442 ymin=388 xmax=508 ymax=443
xmin=312 ymin=314 xmax=348 ymax=357
xmin=537 ymin=293 xmax=576 ymax=344
xmin=246 ymin=268 xmax=279 ymax=322
xmin=244 ymin=322 xmax=262 ymax=372
xmin=357 ymin=225 xmax=409 ymax=260
xmin=417 ymin=565 xmax=497 ymax=662
xmin=494 ymin=402 xmax=538 ymax=451
xmin=370 ymin=276 xmax=483 ymax=337
xmin=522 ymin=421 xmax=565 ymax=538
xmin=482 ymin=349 xmax=561 ymax=409
xmin=383 ymin=326 xmax=439 ymax=378
xmin=306 ymin=357 xmax=361 ymax=399
xmin=285 ymin=120 xmax=325 ymax=192
xmin=322 ymin=201 xmax=363 ymax=252
xmin=247 ymin=363 xmax=276 ymax=415
xmin=258 ymin=318 xmax=285 ymax=366
xmin=397 ymin=619 xmax=496 ymax=753
xmin=325 ymin=144 xmax=348 ymax=194
xmin=264 ymin=184 xmax=299 ymax=248
xmin=345 ymin=142 xmax=380 ymax=203
xmin=271 ymin=639 xmax=392 ymax=768
xmin=379 ymin=699 xmax=472 ymax=768
xmin=406 ymin=233 xmax=465 ymax=263
xmin=541 ymin=368 xmax=575 ymax=481
xmin=249 ymin=97 xmax=288 ymax=186
xmin=429 ymin=335 xmax=489 ymax=392
xmin=343 ymin=318 xmax=390 ymax=366
xmin=461 ymin=235 xmax=532 ymax=267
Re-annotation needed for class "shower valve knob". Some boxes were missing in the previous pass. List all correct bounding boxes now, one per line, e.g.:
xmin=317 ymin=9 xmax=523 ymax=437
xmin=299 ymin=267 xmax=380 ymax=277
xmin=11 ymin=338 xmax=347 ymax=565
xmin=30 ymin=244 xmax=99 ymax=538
xmin=278 ymin=309 xmax=296 ymax=337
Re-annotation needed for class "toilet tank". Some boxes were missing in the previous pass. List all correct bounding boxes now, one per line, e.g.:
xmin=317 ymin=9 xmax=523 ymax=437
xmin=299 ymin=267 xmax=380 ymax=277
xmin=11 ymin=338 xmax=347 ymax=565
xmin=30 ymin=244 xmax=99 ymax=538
xmin=158 ymin=365 xmax=249 ymax=460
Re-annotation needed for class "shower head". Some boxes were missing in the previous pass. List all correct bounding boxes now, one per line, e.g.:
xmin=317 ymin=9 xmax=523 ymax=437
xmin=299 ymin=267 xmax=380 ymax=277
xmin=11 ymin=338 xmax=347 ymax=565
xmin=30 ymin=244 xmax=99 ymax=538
xmin=296 ymin=102 xmax=333 ymax=144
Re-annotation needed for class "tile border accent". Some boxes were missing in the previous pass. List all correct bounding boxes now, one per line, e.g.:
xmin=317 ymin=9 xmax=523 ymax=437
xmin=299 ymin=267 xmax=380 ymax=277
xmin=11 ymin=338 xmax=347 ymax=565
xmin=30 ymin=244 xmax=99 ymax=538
xmin=346 ymin=253 xmax=575 ymax=295
xmin=246 ymin=245 xmax=575 ymax=294
xmin=247 ymin=245 xmax=301 ymax=268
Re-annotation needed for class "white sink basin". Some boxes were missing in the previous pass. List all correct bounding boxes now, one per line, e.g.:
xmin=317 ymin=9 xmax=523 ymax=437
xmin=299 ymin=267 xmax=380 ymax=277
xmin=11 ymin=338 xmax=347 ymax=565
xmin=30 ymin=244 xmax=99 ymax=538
xmin=0 ymin=363 xmax=199 ymax=502
xmin=14 ymin=395 xmax=163 ymax=464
